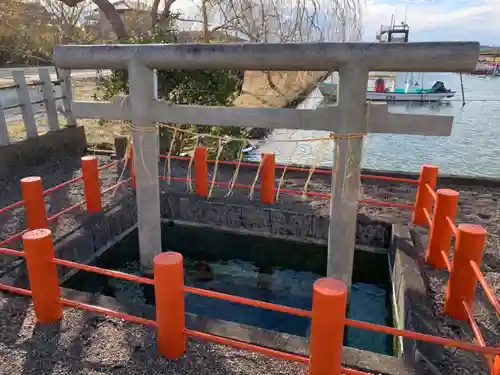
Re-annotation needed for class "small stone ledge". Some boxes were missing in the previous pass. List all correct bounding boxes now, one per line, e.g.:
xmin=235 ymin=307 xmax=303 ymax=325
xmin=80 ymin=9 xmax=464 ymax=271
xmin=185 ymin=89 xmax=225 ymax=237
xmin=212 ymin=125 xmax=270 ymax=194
xmin=59 ymin=286 xmax=426 ymax=375
xmin=390 ymin=224 xmax=444 ymax=375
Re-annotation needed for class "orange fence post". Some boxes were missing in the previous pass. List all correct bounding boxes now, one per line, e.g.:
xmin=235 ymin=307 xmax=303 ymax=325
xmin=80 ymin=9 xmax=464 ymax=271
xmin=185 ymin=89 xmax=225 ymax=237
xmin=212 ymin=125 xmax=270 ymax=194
xmin=426 ymin=189 xmax=459 ymax=269
xmin=493 ymin=355 xmax=500 ymax=375
xmin=309 ymin=278 xmax=347 ymax=375
xmin=22 ymin=228 xmax=62 ymax=323
xmin=154 ymin=251 xmax=186 ymax=358
xmin=261 ymin=152 xmax=276 ymax=204
xmin=444 ymin=224 xmax=487 ymax=320
xmin=412 ymin=165 xmax=439 ymax=227
xmin=194 ymin=146 xmax=208 ymax=197
xmin=129 ymin=146 xmax=136 ymax=188
xmin=21 ymin=176 xmax=48 ymax=230
xmin=81 ymin=156 xmax=102 ymax=213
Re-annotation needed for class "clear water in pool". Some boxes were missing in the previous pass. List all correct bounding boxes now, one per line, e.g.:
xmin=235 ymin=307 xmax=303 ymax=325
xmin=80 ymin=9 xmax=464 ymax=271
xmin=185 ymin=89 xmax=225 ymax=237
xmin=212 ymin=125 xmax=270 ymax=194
xmin=95 ymin=257 xmax=392 ymax=355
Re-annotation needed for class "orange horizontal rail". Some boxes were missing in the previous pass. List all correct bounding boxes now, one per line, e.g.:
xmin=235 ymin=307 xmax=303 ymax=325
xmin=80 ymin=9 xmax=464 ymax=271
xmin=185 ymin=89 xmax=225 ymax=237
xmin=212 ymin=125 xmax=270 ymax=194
xmin=0 ymin=247 xmax=25 ymax=258
xmin=159 ymin=153 xmax=419 ymax=185
xmin=341 ymin=367 xmax=372 ymax=375
xmin=10 ymin=248 xmax=497 ymax=356
xmin=422 ymin=207 xmax=432 ymax=227
xmin=0 ymin=160 xmax=116 ymax=218
xmin=0 ymin=157 xmax=128 ymax=234
xmin=42 ymin=161 xmax=116 ymax=196
xmin=47 ymin=201 xmax=86 ymax=222
xmin=462 ymin=300 xmax=487 ymax=348
xmin=101 ymin=177 xmax=132 ymax=194
xmin=425 ymin=183 xmax=436 ymax=200
xmin=462 ymin=300 xmax=493 ymax=369
xmin=359 ymin=199 xmax=413 ymax=210
xmin=0 ymin=200 xmax=24 ymax=215
xmin=46 ymin=254 xmax=500 ymax=356
xmin=60 ymin=298 xmax=157 ymax=327
xmin=53 ymin=258 xmax=155 ymax=285
xmin=44 ymin=175 xmax=83 ymax=195
xmin=185 ymin=328 xmax=309 ymax=364
xmin=446 ymin=216 xmax=458 ymax=237
xmin=344 ymin=318 xmax=500 ymax=356
xmin=98 ymin=161 xmax=118 ymax=171
xmin=0 ymin=230 xmax=27 ymax=247
xmin=359 ymin=174 xmax=418 ymax=184
xmin=0 ymin=283 xmax=32 ymax=297
xmin=2 ymin=238 xmax=500 ymax=374
xmin=440 ymin=250 xmax=452 ymax=272
xmin=184 ymin=286 xmax=312 ymax=318
xmin=159 ymin=175 xmax=413 ymax=209
xmin=470 ymin=260 xmax=500 ymax=319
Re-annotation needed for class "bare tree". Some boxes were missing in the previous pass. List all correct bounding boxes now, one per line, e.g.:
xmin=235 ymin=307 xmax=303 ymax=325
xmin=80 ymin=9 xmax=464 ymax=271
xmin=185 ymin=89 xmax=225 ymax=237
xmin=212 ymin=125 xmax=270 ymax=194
xmin=152 ymin=0 xmax=178 ymax=30
xmin=192 ymin=0 xmax=365 ymax=106
xmin=0 ymin=0 xmax=98 ymax=64
xmin=59 ymin=0 xmax=363 ymax=44
xmin=186 ymin=0 xmax=364 ymax=43
xmin=59 ymin=0 xmax=129 ymax=39
xmin=45 ymin=0 xmax=95 ymax=43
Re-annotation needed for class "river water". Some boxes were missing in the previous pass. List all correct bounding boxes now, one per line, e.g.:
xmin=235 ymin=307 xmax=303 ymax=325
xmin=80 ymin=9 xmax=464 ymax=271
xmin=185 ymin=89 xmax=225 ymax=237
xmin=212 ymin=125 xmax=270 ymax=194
xmin=252 ymin=73 xmax=500 ymax=178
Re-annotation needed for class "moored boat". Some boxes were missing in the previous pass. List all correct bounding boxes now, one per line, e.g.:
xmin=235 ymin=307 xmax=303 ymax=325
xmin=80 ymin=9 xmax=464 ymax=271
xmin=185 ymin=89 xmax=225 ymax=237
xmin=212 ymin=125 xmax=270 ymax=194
xmin=316 ymin=80 xmax=455 ymax=103
xmin=317 ymin=15 xmax=456 ymax=103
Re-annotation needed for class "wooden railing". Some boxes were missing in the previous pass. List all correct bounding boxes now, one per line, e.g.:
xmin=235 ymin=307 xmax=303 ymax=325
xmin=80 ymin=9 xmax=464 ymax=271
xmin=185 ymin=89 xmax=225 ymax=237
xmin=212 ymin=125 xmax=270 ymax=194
xmin=0 ymin=68 xmax=75 ymax=145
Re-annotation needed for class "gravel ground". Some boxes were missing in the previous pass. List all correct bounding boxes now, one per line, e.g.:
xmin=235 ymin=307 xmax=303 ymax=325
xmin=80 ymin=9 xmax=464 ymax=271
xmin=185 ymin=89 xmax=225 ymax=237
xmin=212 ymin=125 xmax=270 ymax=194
xmin=0 ymin=155 xmax=132 ymax=251
xmin=0 ymin=155 xmax=498 ymax=375
xmin=0 ymin=295 xmax=310 ymax=375
xmin=360 ymin=181 xmax=500 ymax=375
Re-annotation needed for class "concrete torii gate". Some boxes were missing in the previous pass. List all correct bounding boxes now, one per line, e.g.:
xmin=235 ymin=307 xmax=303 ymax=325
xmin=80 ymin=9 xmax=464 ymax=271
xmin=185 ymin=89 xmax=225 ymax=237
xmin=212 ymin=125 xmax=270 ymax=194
xmin=53 ymin=42 xmax=479 ymax=287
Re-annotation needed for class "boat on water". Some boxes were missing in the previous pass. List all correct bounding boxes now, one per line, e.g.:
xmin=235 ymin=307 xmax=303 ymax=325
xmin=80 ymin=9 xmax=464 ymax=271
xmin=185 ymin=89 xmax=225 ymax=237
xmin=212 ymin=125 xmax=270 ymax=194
xmin=470 ymin=63 xmax=500 ymax=77
xmin=318 ymin=17 xmax=456 ymax=103
xmin=317 ymin=74 xmax=455 ymax=103
xmin=366 ymin=74 xmax=455 ymax=102
xmin=373 ymin=17 xmax=455 ymax=102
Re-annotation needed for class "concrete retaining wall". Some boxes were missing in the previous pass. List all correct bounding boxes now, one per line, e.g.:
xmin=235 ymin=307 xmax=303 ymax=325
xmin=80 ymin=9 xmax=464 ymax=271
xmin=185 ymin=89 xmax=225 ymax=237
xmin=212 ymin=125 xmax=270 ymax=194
xmin=161 ymin=190 xmax=391 ymax=248
xmin=1 ymin=185 xmax=392 ymax=288
xmin=53 ymin=190 xmax=390 ymax=282
xmin=0 ymin=126 xmax=87 ymax=179
xmin=390 ymin=224 xmax=443 ymax=375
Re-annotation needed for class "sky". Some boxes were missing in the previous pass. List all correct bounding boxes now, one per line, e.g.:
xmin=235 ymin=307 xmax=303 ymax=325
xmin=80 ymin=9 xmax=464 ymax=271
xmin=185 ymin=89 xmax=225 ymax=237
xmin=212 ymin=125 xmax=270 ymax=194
xmin=364 ymin=0 xmax=499 ymax=45
xmin=168 ymin=0 xmax=499 ymax=45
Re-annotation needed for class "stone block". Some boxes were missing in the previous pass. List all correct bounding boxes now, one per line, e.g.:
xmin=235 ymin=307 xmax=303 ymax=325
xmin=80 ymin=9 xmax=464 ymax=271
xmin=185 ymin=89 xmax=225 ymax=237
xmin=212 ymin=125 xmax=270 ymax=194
xmin=286 ymin=212 xmax=314 ymax=238
xmin=269 ymin=209 xmax=288 ymax=236
xmin=179 ymin=197 xmax=207 ymax=223
xmin=241 ymin=205 xmax=271 ymax=233
xmin=311 ymin=215 xmax=329 ymax=240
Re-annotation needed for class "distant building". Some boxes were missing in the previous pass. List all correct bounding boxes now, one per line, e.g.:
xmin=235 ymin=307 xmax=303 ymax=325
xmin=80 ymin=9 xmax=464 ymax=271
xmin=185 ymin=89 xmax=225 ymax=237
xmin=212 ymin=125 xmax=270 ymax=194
xmin=83 ymin=0 xmax=247 ymax=42
xmin=83 ymin=0 xmax=151 ymax=39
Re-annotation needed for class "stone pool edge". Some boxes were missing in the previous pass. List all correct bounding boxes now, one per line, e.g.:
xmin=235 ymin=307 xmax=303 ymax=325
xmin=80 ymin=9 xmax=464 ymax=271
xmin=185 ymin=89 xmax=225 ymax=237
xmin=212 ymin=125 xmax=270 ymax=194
xmin=58 ymin=285 xmax=426 ymax=375
xmin=390 ymin=224 xmax=443 ymax=375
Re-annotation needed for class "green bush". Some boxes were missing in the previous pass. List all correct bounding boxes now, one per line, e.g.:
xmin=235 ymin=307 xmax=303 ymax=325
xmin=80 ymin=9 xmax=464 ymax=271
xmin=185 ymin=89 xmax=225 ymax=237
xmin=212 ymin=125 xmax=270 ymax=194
xmin=96 ymin=28 xmax=246 ymax=159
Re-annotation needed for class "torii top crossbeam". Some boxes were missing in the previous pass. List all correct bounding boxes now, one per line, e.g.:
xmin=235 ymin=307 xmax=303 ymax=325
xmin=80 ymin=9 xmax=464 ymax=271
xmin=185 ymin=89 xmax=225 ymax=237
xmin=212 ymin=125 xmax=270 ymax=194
xmin=53 ymin=42 xmax=479 ymax=72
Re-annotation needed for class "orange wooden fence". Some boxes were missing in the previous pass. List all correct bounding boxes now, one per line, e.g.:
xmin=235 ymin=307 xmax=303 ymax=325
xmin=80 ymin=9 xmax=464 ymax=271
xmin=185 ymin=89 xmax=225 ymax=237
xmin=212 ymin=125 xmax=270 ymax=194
xmin=157 ymin=146 xmax=417 ymax=209
xmin=0 ymin=227 xmax=499 ymax=374
xmin=0 ymin=156 xmax=126 ymax=248
xmin=0 ymin=155 xmax=499 ymax=374
xmin=413 ymin=164 xmax=500 ymax=374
